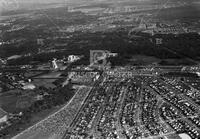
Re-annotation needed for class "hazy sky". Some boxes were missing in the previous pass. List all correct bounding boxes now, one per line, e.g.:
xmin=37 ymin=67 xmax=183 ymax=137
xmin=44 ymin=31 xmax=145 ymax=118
xmin=0 ymin=0 xmax=107 ymax=14
xmin=16 ymin=0 xmax=67 ymax=3
xmin=0 ymin=0 xmax=73 ymax=12
xmin=15 ymin=0 xmax=96 ymax=4
xmin=2 ymin=0 xmax=111 ymax=4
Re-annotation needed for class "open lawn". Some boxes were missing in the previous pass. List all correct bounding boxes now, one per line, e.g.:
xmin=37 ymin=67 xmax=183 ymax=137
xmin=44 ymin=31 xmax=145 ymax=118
xmin=0 ymin=90 xmax=35 ymax=113
xmin=129 ymin=55 xmax=161 ymax=65
xmin=12 ymin=86 xmax=92 ymax=139
xmin=32 ymin=72 xmax=62 ymax=89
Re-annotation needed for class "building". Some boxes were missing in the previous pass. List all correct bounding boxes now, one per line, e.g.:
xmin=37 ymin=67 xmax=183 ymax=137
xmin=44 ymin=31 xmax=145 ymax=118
xmin=0 ymin=58 xmax=7 ymax=66
xmin=0 ymin=108 xmax=8 ymax=124
xmin=52 ymin=58 xmax=58 ymax=69
xmin=37 ymin=38 xmax=44 ymax=46
xmin=68 ymin=55 xmax=81 ymax=63
xmin=22 ymin=83 xmax=36 ymax=90
xmin=108 ymin=53 xmax=118 ymax=57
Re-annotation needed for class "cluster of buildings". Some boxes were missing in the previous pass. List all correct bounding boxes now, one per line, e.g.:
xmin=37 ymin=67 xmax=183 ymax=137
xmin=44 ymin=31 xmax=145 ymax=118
xmin=59 ymin=23 xmax=117 ymax=33
xmin=1 ymin=59 xmax=200 ymax=139
xmin=0 ymin=71 xmax=30 ymax=93
xmin=68 ymin=71 xmax=100 ymax=85
xmin=150 ymin=78 xmax=200 ymax=138
xmin=60 ymin=64 xmax=200 ymax=139
xmin=67 ymin=2 xmax=186 ymax=15
xmin=134 ymin=22 xmax=188 ymax=35
xmin=58 ymin=3 xmax=200 ymax=36
xmin=7 ymin=25 xmax=27 ymax=33
xmin=68 ymin=81 xmax=105 ymax=138
xmin=0 ymin=107 xmax=23 ymax=134
xmin=50 ymin=55 xmax=82 ymax=70
xmin=103 ymin=5 xmax=164 ymax=14
xmin=68 ymin=55 xmax=82 ymax=63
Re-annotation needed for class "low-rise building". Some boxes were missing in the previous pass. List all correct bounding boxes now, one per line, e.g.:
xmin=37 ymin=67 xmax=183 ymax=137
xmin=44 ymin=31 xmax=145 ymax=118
xmin=22 ymin=83 xmax=36 ymax=90
xmin=68 ymin=55 xmax=81 ymax=63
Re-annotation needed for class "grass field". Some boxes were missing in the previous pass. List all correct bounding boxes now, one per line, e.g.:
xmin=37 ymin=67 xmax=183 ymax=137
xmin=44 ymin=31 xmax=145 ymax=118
xmin=0 ymin=90 xmax=35 ymax=113
xmin=32 ymin=72 xmax=62 ymax=89
xmin=12 ymin=86 xmax=92 ymax=139
xmin=129 ymin=55 xmax=161 ymax=65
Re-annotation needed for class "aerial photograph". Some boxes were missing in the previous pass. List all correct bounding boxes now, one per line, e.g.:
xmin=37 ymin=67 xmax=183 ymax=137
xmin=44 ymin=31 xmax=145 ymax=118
xmin=0 ymin=0 xmax=200 ymax=139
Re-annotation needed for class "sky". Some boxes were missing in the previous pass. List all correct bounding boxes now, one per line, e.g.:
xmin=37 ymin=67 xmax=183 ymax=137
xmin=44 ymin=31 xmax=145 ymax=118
xmin=0 ymin=0 xmax=197 ymax=13
xmin=0 ymin=0 xmax=70 ymax=13
xmin=11 ymin=0 xmax=94 ymax=4
xmin=0 ymin=0 xmax=109 ymax=12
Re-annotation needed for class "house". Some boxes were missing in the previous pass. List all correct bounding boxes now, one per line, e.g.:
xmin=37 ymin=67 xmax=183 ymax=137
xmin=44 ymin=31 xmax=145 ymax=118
xmin=0 ymin=108 xmax=8 ymax=124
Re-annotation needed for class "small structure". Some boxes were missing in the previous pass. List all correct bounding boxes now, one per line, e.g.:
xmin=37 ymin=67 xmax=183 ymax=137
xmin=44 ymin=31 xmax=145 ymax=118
xmin=68 ymin=55 xmax=80 ymax=63
xmin=0 ymin=108 xmax=8 ymax=124
xmin=37 ymin=38 xmax=44 ymax=46
xmin=156 ymin=38 xmax=163 ymax=45
xmin=0 ymin=58 xmax=6 ymax=66
xmin=52 ymin=58 xmax=58 ymax=69
xmin=22 ymin=83 xmax=36 ymax=90
xmin=108 ymin=52 xmax=118 ymax=57
xmin=196 ymin=72 xmax=200 ymax=77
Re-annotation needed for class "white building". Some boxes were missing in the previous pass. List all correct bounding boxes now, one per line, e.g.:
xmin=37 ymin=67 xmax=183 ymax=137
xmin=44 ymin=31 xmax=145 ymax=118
xmin=68 ymin=55 xmax=80 ymax=63
xmin=52 ymin=58 xmax=58 ymax=69
xmin=108 ymin=53 xmax=118 ymax=57
xmin=22 ymin=84 xmax=36 ymax=90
